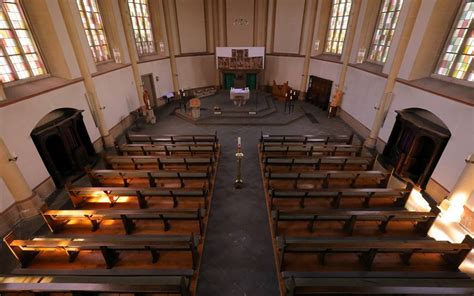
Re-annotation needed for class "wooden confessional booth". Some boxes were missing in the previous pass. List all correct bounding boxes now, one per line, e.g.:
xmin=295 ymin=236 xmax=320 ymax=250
xmin=381 ymin=108 xmax=450 ymax=189
xmin=31 ymin=108 xmax=97 ymax=188
xmin=305 ymin=75 xmax=333 ymax=110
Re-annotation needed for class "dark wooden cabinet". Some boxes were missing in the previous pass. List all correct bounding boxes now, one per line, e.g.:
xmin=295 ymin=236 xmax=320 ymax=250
xmin=31 ymin=109 xmax=97 ymax=188
xmin=381 ymin=108 xmax=450 ymax=189
xmin=305 ymin=75 xmax=333 ymax=110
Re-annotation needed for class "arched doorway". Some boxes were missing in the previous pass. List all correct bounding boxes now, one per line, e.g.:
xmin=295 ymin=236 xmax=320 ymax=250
xmin=31 ymin=108 xmax=97 ymax=188
xmin=381 ymin=108 xmax=451 ymax=189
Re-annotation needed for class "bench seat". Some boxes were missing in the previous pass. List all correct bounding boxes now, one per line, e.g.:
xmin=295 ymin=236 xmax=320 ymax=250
xmin=87 ymin=169 xmax=212 ymax=189
xmin=281 ymin=271 xmax=474 ymax=295
xmin=68 ymin=186 xmax=209 ymax=209
xmin=41 ymin=207 xmax=206 ymax=235
xmin=268 ymin=187 xmax=411 ymax=209
xmin=277 ymin=235 xmax=473 ymax=270
xmin=263 ymin=156 xmax=376 ymax=171
xmin=272 ymin=207 xmax=439 ymax=235
xmin=4 ymin=233 xmax=200 ymax=269
xmin=265 ymin=170 xmax=391 ymax=190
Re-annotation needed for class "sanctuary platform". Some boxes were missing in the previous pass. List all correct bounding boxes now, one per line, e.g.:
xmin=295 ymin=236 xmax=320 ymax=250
xmin=174 ymin=90 xmax=306 ymax=126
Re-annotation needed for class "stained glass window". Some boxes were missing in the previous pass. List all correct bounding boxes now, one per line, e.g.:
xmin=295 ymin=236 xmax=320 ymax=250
xmin=325 ymin=0 xmax=352 ymax=55
xmin=0 ymin=0 xmax=46 ymax=83
xmin=76 ymin=0 xmax=111 ymax=63
xmin=128 ymin=0 xmax=155 ymax=55
xmin=436 ymin=0 xmax=473 ymax=82
xmin=368 ymin=0 xmax=403 ymax=64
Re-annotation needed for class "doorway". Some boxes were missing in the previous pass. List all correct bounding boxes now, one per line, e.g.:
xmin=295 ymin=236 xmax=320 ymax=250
xmin=141 ymin=73 xmax=157 ymax=107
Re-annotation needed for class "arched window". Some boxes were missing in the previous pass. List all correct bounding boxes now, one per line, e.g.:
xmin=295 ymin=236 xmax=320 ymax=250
xmin=435 ymin=0 xmax=473 ymax=82
xmin=76 ymin=0 xmax=111 ymax=63
xmin=367 ymin=0 xmax=404 ymax=64
xmin=324 ymin=0 xmax=352 ymax=55
xmin=128 ymin=0 xmax=155 ymax=55
xmin=0 ymin=0 xmax=46 ymax=83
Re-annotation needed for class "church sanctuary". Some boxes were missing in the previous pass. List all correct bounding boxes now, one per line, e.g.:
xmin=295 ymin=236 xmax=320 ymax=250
xmin=1 ymin=0 xmax=474 ymax=295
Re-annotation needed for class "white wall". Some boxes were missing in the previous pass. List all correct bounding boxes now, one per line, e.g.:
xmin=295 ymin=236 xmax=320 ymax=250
xmin=342 ymin=67 xmax=386 ymax=130
xmin=0 ymin=82 xmax=99 ymax=190
xmin=265 ymin=55 xmax=305 ymax=88
xmin=273 ymin=0 xmax=305 ymax=54
xmin=176 ymin=55 xmax=217 ymax=89
xmin=138 ymin=59 xmax=174 ymax=97
xmin=93 ymin=66 xmax=139 ymax=129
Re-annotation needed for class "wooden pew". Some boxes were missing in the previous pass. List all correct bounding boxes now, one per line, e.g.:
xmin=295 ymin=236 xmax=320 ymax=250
xmin=87 ymin=169 xmax=211 ymax=189
xmin=277 ymin=235 xmax=473 ymax=271
xmin=263 ymin=156 xmax=376 ymax=171
xmin=40 ymin=206 xmax=206 ymax=235
xmin=4 ymin=233 xmax=199 ymax=269
xmin=260 ymin=133 xmax=354 ymax=145
xmin=281 ymin=271 xmax=474 ymax=295
xmin=265 ymin=170 xmax=392 ymax=190
xmin=272 ymin=207 xmax=440 ymax=236
xmin=68 ymin=186 xmax=210 ymax=209
xmin=125 ymin=132 xmax=218 ymax=149
xmin=261 ymin=144 xmax=364 ymax=157
xmin=268 ymin=187 xmax=411 ymax=209
xmin=116 ymin=142 xmax=217 ymax=157
xmin=0 ymin=269 xmax=193 ymax=295
xmin=104 ymin=155 xmax=215 ymax=172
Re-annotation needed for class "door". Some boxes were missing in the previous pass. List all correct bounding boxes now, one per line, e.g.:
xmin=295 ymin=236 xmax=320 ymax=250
xmin=141 ymin=74 xmax=157 ymax=107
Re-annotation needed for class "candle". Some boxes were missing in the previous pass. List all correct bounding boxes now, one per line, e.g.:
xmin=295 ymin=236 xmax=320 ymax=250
xmin=285 ymin=93 xmax=287 ymax=97
xmin=238 ymin=137 xmax=241 ymax=147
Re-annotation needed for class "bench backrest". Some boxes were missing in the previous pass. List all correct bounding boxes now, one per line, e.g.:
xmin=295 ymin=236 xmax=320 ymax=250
xmin=116 ymin=143 xmax=217 ymax=156
xmin=126 ymin=132 xmax=218 ymax=147
xmin=86 ymin=169 xmax=211 ymax=188
xmin=104 ymin=155 xmax=215 ymax=170
xmin=260 ymin=133 xmax=354 ymax=145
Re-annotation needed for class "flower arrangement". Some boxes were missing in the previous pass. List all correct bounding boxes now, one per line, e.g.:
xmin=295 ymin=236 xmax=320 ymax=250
xmin=189 ymin=98 xmax=201 ymax=108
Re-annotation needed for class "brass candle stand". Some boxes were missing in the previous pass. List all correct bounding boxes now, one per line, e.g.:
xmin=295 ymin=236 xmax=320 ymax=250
xmin=235 ymin=137 xmax=244 ymax=189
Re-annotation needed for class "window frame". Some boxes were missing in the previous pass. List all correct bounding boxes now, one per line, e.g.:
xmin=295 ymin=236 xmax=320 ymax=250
xmin=127 ymin=0 xmax=156 ymax=57
xmin=432 ymin=0 xmax=473 ymax=87
xmin=76 ymin=0 xmax=113 ymax=65
xmin=323 ymin=0 xmax=353 ymax=57
xmin=367 ymin=0 xmax=404 ymax=65
xmin=0 ymin=0 xmax=48 ymax=86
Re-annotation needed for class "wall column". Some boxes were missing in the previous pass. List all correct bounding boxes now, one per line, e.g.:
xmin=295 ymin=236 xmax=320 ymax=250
xmin=0 ymin=138 xmax=41 ymax=217
xmin=118 ymin=0 xmax=156 ymax=124
xmin=439 ymin=154 xmax=474 ymax=223
xmin=162 ymin=0 xmax=180 ymax=92
xmin=336 ymin=0 xmax=362 ymax=92
xmin=58 ymin=0 xmax=114 ymax=147
xmin=299 ymin=0 xmax=318 ymax=99
xmin=364 ymin=0 xmax=421 ymax=149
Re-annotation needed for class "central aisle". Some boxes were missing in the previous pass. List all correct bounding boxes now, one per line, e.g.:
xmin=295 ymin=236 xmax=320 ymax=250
xmin=146 ymin=97 xmax=353 ymax=295
xmin=196 ymin=127 xmax=279 ymax=295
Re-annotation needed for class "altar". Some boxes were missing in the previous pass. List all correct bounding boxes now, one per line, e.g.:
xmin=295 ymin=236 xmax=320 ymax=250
xmin=230 ymin=87 xmax=250 ymax=106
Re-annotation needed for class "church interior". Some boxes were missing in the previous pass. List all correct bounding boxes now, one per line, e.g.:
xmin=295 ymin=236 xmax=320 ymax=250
xmin=0 ymin=0 xmax=473 ymax=295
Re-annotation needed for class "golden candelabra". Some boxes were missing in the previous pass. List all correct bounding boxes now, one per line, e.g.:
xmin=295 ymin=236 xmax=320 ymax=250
xmin=235 ymin=137 xmax=244 ymax=189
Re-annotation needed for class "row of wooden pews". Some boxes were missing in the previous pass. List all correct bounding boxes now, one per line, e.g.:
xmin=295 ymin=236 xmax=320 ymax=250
xmin=259 ymin=133 xmax=474 ymax=295
xmin=1 ymin=132 xmax=220 ymax=295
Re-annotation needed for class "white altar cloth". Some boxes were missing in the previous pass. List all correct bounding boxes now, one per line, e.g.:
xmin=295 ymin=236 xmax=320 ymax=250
xmin=230 ymin=87 xmax=250 ymax=106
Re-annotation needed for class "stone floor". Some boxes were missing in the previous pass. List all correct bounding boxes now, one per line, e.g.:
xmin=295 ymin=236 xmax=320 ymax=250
xmin=0 ymin=90 xmax=356 ymax=296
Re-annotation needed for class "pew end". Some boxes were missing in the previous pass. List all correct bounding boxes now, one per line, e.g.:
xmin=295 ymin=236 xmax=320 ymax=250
xmin=3 ymin=231 xmax=38 ymax=268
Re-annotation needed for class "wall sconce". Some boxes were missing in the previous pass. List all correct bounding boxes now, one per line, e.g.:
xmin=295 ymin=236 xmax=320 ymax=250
xmin=314 ymin=40 xmax=320 ymax=51
xmin=357 ymin=48 xmax=366 ymax=63
xmin=233 ymin=16 xmax=249 ymax=26
xmin=8 ymin=152 xmax=18 ymax=162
